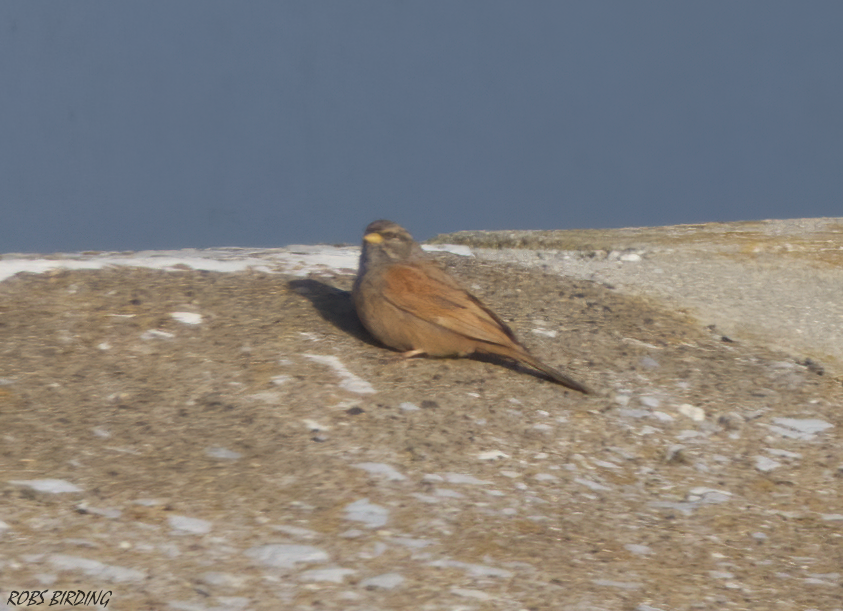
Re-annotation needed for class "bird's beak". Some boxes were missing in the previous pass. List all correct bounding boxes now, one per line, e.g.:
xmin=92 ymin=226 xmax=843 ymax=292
xmin=363 ymin=232 xmax=384 ymax=244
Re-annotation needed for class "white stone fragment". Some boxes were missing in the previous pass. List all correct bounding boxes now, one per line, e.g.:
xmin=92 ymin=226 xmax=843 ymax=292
xmin=398 ymin=402 xmax=421 ymax=411
xmin=443 ymin=473 xmax=492 ymax=485
xmin=451 ymin=588 xmax=493 ymax=600
xmin=574 ymin=478 xmax=611 ymax=492
xmin=532 ymin=328 xmax=557 ymax=338
xmin=592 ymin=579 xmax=642 ymax=589
xmin=299 ymin=567 xmax=356 ymax=583
xmin=97 ymin=342 xmax=111 ymax=350
xmin=77 ymin=504 xmax=122 ymax=519
xmin=640 ymin=396 xmax=661 ymax=408
xmin=769 ymin=418 xmax=834 ymax=440
xmin=678 ymin=403 xmax=706 ymax=422
xmin=428 ymin=559 xmax=512 ymax=578
xmin=651 ymin=411 xmax=675 ymax=422
xmin=687 ymin=488 xmax=731 ymax=504
xmin=247 ymin=391 xmax=282 ymax=403
xmin=620 ymin=253 xmax=641 ymax=262
xmin=245 ymin=544 xmax=330 ymax=568
xmin=766 ymin=448 xmax=802 ymax=459
xmin=477 ymin=450 xmax=509 ymax=460
xmin=47 ymin=554 xmax=145 ymax=583
xmin=170 ymin=312 xmax=202 ymax=325
xmin=303 ymin=419 xmax=330 ymax=432
xmin=625 ymin=544 xmax=652 ymax=556
xmin=303 ymin=354 xmax=375 ymax=394
xmin=271 ymin=524 xmax=320 ymax=538
xmin=755 ymin=456 xmax=782 ymax=472
xmin=389 ymin=537 xmax=434 ymax=548
xmin=343 ymin=498 xmax=389 ymax=528
xmin=676 ymin=430 xmax=704 ymax=440
xmin=199 ymin=572 xmax=247 ymax=588
xmin=821 ymin=514 xmax=843 ymax=521
xmin=359 ymin=572 xmax=405 ymax=589
xmin=205 ymin=446 xmax=242 ymax=460
xmin=10 ymin=479 xmax=82 ymax=494
xmin=434 ymin=488 xmax=464 ymax=498
xmin=141 ymin=329 xmax=175 ymax=340
xmin=353 ymin=462 xmax=406 ymax=481
xmin=169 ymin=515 xmax=212 ymax=535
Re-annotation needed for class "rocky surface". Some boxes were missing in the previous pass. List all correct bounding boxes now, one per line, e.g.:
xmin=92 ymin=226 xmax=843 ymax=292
xmin=433 ymin=216 xmax=843 ymax=374
xmin=1 ymin=219 xmax=842 ymax=610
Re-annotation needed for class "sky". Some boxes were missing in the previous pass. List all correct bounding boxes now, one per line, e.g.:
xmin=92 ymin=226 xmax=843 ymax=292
xmin=2 ymin=2 xmax=842 ymax=254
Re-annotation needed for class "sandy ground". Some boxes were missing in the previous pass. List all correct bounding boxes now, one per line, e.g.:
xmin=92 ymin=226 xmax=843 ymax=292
xmin=1 ymin=218 xmax=842 ymax=611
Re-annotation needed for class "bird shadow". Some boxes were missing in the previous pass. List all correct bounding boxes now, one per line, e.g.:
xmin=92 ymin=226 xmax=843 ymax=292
xmin=287 ymin=279 xmax=380 ymax=347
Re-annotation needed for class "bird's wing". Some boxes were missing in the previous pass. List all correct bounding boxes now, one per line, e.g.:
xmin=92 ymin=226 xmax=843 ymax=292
xmin=380 ymin=262 xmax=521 ymax=347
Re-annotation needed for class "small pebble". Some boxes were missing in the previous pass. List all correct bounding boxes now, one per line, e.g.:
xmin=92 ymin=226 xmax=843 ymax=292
xmin=344 ymin=499 xmax=389 ymax=528
xmin=353 ymin=462 xmax=406 ymax=481
xmin=359 ymin=572 xmax=404 ymax=590
xmin=205 ymin=447 xmax=242 ymax=460
xmin=592 ymin=579 xmax=642 ymax=590
xmin=199 ymin=572 xmax=247 ymax=588
xmin=640 ymin=396 xmax=661 ymax=408
xmin=755 ymin=456 xmax=782 ymax=472
xmin=141 ymin=329 xmax=175 ymax=340
xmin=451 ymin=587 xmax=493 ymax=600
xmin=299 ymin=567 xmax=356 ymax=583
xmin=169 ymin=515 xmax=212 ymax=535
xmin=443 ymin=473 xmax=492 ymax=485
xmin=477 ymin=450 xmax=509 ymax=460
xmin=244 ymin=544 xmax=330 ymax=568
xmin=574 ymin=478 xmax=611 ymax=492
xmin=271 ymin=524 xmax=319 ymax=538
xmin=10 ymin=479 xmax=83 ymax=494
xmin=640 ymin=356 xmax=659 ymax=369
xmin=47 ymin=554 xmax=145 ymax=583
xmin=770 ymin=417 xmax=834 ymax=439
xmin=428 ymin=559 xmax=512 ymax=578
xmin=678 ymin=403 xmax=706 ymax=422
xmin=170 ymin=312 xmax=202 ymax=325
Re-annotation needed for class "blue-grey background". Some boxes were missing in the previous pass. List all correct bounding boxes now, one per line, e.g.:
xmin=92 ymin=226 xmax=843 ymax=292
xmin=2 ymin=3 xmax=842 ymax=253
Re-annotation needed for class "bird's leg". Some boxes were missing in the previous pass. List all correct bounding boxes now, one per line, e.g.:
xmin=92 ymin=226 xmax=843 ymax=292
xmin=379 ymin=349 xmax=426 ymax=366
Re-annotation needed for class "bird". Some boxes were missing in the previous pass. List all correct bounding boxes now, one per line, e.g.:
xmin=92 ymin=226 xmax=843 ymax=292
xmin=352 ymin=220 xmax=592 ymax=393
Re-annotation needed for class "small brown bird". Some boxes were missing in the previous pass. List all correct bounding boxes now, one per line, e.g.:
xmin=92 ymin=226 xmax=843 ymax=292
xmin=352 ymin=220 xmax=592 ymax=393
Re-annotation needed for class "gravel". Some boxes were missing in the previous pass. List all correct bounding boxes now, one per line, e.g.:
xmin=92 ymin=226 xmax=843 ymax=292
xmin=1 ymin=218 xmax=842 ymax=609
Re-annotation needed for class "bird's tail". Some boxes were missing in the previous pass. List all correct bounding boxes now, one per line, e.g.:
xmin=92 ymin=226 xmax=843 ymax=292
xmin=490 ymin=346 xmax=594 ymax=395
xmin=516 ymin=351 xmax=593 ymax=394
